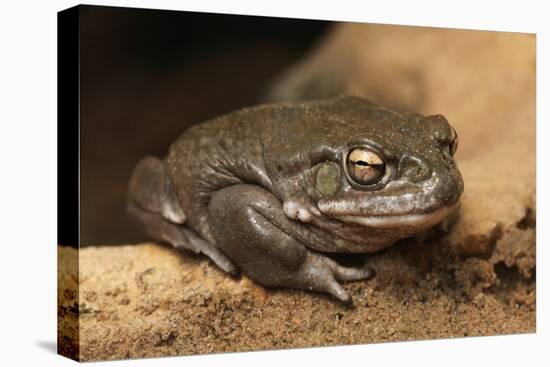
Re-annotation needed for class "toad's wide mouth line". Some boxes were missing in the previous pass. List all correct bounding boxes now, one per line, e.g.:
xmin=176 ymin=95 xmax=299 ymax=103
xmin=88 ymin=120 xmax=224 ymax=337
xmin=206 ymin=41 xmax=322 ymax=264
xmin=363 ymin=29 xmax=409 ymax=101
xmin=332 ymin=204 xmax=458 ymax=229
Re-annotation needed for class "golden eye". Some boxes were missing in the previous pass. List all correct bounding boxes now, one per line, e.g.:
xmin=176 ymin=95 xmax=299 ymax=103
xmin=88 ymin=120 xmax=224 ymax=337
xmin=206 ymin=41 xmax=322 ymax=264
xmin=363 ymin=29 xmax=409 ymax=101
xmin=346 ymin=148 xmax=386 ymax=186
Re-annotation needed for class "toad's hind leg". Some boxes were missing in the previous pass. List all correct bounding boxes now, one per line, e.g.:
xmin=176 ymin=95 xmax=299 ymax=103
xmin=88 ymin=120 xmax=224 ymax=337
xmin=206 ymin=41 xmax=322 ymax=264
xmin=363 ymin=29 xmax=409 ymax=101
xmin=128 ymin=156 xmax=186 ymax=224
xmin=127 ymin=156 xmax=238 ymax=275
xmin=208 ymin=184 xmax=375 ymax=303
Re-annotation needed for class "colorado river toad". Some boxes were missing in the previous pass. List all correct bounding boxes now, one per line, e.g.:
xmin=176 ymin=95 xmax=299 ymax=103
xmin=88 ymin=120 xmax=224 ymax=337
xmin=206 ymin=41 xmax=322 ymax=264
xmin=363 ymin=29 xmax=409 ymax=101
xmin=128 ymin=96 xmax=463 ymax=303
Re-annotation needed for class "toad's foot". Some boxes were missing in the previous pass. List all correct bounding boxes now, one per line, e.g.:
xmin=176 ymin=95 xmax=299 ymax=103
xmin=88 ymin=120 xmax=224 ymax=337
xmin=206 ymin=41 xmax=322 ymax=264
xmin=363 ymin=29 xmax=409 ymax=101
xmin=296 ymin=252 xmax=375 ymax=303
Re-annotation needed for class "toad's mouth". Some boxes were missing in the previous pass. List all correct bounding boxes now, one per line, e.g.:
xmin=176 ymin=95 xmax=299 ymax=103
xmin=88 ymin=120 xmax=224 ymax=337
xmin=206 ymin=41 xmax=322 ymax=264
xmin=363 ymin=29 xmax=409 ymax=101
xmin=316 ymin=175 xmax=463 ymax=230
xmin=330 ymin=203 xmax=458 ymax=230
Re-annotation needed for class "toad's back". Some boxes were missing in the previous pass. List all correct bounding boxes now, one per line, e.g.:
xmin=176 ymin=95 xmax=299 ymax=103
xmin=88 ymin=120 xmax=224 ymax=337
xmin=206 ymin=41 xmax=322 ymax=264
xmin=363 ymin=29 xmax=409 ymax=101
xmin=164 ymin=106 xmax=278 ymax=238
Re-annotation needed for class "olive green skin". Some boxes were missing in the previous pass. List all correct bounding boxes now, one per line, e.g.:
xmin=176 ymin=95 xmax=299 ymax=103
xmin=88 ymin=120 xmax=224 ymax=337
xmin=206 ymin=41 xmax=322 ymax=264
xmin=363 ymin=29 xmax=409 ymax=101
xmin=128 ymin=96 xmax=463 ymax=303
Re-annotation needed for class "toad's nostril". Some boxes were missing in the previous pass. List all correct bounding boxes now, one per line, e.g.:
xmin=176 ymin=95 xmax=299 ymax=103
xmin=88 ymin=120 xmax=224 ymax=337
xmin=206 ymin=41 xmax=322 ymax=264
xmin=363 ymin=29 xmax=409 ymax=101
xmin=399 ymin=156 xmax=432 ymax=182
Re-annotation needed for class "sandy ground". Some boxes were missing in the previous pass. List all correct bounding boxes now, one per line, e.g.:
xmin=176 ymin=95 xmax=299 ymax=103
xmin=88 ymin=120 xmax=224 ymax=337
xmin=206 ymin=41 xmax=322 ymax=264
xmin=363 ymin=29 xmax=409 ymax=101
xmin=58 ymin=229 xmax=534 ymax=361
xmin=58 ymin=24 xmax=535 ymax=361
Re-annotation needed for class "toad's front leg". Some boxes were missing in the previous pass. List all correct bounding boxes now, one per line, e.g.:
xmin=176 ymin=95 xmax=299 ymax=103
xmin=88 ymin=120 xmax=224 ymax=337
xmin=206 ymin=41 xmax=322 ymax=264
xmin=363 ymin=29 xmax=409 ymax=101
xmin=208 ymin=184 xmax=374 ymax=303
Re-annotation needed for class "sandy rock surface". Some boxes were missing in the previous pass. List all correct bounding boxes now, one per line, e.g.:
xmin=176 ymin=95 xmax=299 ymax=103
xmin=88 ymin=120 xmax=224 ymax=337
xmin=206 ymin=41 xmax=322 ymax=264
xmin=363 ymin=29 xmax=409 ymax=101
xmin=59 ymin=233 xmax=534 ymax=361
xmin=58 ymin=24 xmax=535 ymax=361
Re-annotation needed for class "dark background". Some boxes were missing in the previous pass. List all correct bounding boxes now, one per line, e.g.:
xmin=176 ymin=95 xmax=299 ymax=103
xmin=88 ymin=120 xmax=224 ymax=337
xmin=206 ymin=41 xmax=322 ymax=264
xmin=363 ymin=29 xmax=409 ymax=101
xmin=79 ymin=5 xmax=330 ymax=245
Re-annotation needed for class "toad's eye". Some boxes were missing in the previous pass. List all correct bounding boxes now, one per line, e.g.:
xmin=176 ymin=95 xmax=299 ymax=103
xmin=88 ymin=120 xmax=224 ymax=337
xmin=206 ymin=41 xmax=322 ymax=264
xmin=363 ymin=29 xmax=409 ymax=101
xmin=449 ymin=127 xmax=458 ymax=156
xmin=346 ymin=148 xmax=386 ymax=186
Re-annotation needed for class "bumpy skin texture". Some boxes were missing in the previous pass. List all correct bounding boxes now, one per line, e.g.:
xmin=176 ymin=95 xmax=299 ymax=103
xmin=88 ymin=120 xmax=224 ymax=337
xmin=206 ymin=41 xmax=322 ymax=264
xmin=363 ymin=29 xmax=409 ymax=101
xmin=128 ymin=96 xmax=463 ymax=303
